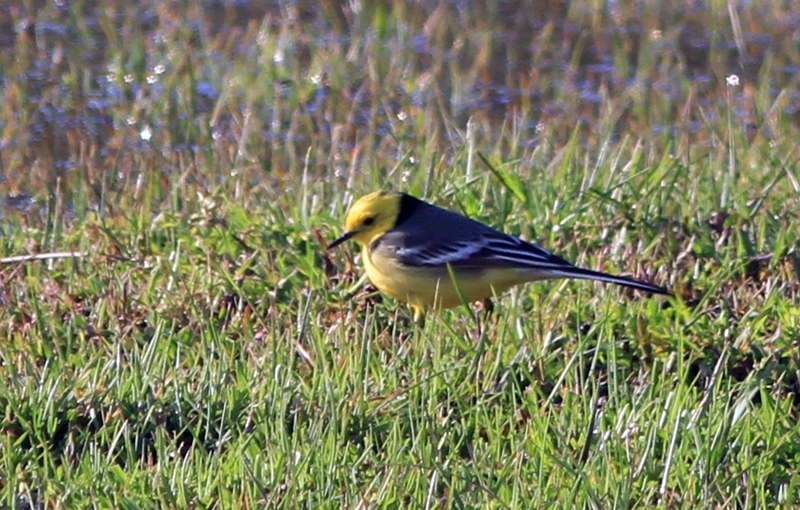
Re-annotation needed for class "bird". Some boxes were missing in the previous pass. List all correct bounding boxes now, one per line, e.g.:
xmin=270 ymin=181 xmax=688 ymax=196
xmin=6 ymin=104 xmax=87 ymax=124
xmin=328 ymin=190 xmax=669 ymax=325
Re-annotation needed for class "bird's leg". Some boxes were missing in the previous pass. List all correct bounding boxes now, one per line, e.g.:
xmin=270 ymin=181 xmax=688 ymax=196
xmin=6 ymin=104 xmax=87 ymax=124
xmin=473 ymin=298 xmax=494 ymax=339
xmin=481 ymin=298 xmax=494 ymax=316
xmin=412 ymin=305 xmax=426 ymax=329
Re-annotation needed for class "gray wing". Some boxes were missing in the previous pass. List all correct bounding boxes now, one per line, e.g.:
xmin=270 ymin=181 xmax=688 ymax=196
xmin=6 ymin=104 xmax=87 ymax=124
xmin=375 ymin=200 xmax=573 ymax=270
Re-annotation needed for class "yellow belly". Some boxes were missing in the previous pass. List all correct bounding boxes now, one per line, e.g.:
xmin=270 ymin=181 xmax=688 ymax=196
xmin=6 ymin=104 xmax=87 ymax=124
xmin=362 ymin=247 xmax=525 ymax=310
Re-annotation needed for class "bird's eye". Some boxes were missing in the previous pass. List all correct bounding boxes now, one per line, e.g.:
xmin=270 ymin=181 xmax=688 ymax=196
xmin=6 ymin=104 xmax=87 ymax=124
xmin=363 ymin=217 xmax=375 ymax=226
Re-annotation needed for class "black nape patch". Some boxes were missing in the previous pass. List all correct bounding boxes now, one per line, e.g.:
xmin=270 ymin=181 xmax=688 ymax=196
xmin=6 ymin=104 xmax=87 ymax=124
xmin=394 ymin=193 xmax=424 ymax=227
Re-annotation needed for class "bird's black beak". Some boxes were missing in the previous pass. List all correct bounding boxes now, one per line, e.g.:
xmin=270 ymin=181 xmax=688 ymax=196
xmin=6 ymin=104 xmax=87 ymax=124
xmin=327 ymin=230 xmax=356 ymax=250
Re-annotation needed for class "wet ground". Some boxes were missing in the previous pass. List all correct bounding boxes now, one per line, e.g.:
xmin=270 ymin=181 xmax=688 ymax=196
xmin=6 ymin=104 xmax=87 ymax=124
xmin=0 ymin=0 xmax=798 ymax=212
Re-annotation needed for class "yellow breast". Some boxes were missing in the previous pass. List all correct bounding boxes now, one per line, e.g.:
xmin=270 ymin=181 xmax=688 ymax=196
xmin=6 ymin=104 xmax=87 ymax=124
xmin=362 ymin=246 xmax=524 ymax=310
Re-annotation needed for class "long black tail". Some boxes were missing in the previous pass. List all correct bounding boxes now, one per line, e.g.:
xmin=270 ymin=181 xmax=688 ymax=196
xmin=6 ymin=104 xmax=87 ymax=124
xmin=550 ymin=266 xmax=670 ymax=295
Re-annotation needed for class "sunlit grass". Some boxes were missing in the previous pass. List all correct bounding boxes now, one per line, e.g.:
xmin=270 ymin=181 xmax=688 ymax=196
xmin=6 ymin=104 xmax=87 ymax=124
xmin=1 ymin=0 xmax=799 ymax=508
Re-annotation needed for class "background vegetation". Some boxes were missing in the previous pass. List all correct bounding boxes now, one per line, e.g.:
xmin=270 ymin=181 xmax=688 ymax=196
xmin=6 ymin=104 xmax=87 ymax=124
xmin=1 ymin=0 xmax=799 ymax=507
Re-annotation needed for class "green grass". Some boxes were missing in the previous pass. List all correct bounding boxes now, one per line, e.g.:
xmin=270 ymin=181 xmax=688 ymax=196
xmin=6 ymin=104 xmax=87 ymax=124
xmin=1 ymin=0 xmax=800 ymax=508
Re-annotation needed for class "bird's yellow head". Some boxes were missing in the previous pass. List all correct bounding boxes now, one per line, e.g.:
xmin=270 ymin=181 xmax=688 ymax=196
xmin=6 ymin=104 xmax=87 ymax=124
xmin=328 ymin=190 xmax=402 ymax=249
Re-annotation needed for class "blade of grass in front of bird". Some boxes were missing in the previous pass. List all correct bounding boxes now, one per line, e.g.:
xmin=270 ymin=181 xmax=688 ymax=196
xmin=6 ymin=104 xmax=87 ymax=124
xmin=446 ymin=264 xmax=478 ymax=330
